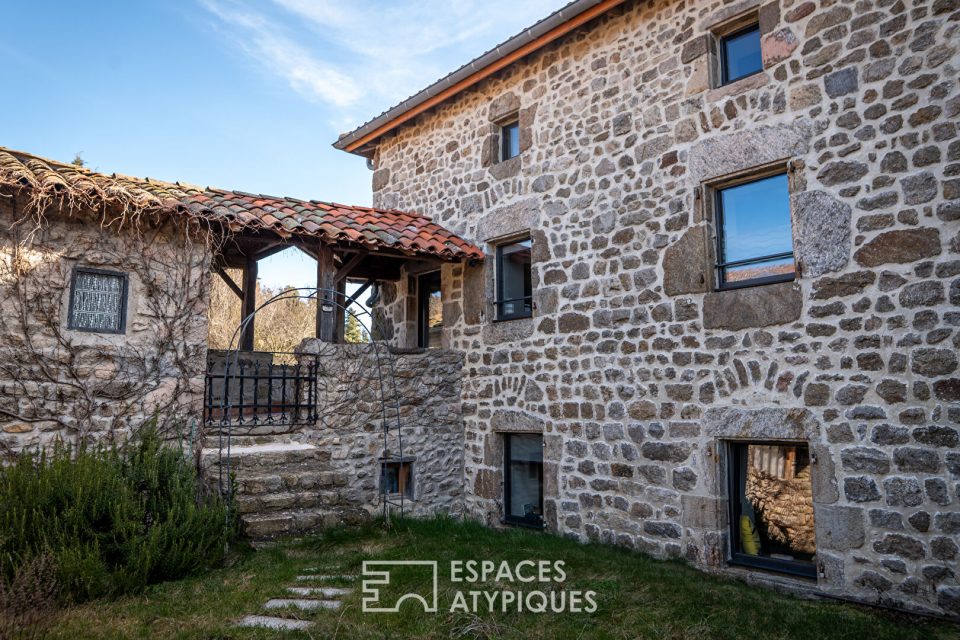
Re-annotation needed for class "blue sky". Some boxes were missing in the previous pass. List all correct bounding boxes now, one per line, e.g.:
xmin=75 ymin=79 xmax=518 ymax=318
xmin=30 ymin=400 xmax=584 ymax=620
xmin=1 ymin=0 xmax=558 ymax=287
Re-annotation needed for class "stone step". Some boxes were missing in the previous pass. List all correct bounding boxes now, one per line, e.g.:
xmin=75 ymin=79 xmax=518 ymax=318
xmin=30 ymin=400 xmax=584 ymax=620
xmin=295 ymin=574 xmax=358 ymax=582
xmin=199 ymin=442 xmax=323 ymax=470
xmin=235 ymin=491 xmax=327 ymax=515
xmin=201 ymin=434 xmax=297 ymax=449
xmin=264 ymin=598 xmax=341 ymax=611
xmin=236 ymin=615 xmax=312 ymax=630
xmin=287 ymin=586 xmax=353 ymax=597
xmin=234 ymin=471 xmax=347 ymax=496
xmin=240 ymin=508 xmax=332 ymax=539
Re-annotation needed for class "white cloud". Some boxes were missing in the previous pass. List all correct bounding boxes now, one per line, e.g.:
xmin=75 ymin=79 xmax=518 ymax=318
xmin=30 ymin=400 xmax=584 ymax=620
xmin=200 ymin=0 xmax=362 ymax=107
xmin=201 ymin=0 xmax=560 ymax=120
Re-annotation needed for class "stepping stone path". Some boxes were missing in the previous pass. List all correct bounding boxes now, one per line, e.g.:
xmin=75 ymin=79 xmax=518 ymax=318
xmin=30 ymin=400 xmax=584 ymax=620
xmin=235 ymin=566 xmax=358 ymax=631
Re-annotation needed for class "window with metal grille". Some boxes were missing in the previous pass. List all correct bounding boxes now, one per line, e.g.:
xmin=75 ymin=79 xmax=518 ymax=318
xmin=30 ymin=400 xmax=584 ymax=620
xmin=494 ymin=238 xmax=532 ymax=321
xmin=67 ymin=268 xmax=128 ymax=333
xmin=714 ymin=172 xmax=794 ymax=290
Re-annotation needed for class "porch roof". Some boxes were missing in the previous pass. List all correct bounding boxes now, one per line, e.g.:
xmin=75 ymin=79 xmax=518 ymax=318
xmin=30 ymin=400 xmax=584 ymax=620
xmin=0 ymin=146 xmax=482 ymax=262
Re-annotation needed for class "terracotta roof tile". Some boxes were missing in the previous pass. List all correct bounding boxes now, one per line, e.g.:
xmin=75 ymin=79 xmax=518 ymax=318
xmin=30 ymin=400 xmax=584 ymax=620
xmin=0 ymin=146 xmax=483 ymax=262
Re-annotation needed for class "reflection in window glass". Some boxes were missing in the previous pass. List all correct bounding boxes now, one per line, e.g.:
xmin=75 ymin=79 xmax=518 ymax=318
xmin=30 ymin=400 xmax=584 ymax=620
xmin=505 ymin=434 xmax=543 ymax=526
xmin=721 ymin=24 xmax=762 ymax=84
xmin=501 ymin=121 xmax=520 ymax=161
xmin=381 ymin=461 xmax=414 ymax=499
xmin=716 ymin=173 xmax=794 ymax=287
xmin=730 ymin=442 xmax=816 ymax=577
xmin=417 ymin=271 xmax=442 ymax=348
xmin=496 ymin=239 xmax=532 ymax=320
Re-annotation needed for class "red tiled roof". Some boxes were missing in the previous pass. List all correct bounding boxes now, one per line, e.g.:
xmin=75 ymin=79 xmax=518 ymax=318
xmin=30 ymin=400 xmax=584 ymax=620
xmin=0 ymin=147 xmax=482 ymax=262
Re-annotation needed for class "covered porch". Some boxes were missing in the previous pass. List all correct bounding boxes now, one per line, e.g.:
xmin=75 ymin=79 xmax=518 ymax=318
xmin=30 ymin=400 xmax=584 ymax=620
xmin=195 ymin=189 xmax=483 ymax=428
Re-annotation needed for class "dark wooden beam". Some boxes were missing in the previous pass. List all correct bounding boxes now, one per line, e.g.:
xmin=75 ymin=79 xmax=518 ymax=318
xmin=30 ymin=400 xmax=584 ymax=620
xmin=334 ymin=250 xmax=368 ymax=284
xmin=346 ymin=279 xmax=374 ymax=308
xmin=316 ymin=243 xmax=336 ymax=342
xmin=215 ymin=266 xmax=244 ymax=299
xmin=251 ymin=242 xmax=289 ymax=261
xmin=240 ymin=257 xmax=258 ymax=351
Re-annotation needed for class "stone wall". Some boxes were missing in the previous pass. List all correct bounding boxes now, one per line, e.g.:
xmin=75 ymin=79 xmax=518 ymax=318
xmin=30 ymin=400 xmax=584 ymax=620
xmin=298 ymin=341 xmax=466 ymax=519
xmin=0 ymin=199 xmax=212 ymax=451
xmin=368 ymin=0 xmax=960 ymax=618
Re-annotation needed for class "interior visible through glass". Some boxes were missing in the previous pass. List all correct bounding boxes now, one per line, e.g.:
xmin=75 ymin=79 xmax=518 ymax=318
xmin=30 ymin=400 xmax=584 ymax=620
xmin=718 ymin=173 xmax=794 ymax=284
xmin=732 ymin=443 xmax=816 ymax=567
xmin=505 ymin=434 xmax=542 ymax=525
xmin=418 ymin=271 xmax=442 ymax=347
xmin=497 ymin=240 xmax=532 ymax=319
xmin=722 ymin=25 xmax=762 ymax=83
xmin=381 ymin=461 xmax=413 ymax=499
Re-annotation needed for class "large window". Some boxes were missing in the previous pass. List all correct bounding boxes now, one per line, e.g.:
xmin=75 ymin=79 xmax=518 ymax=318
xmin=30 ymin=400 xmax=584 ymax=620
xmin=417 ymin=271 xmax=442 ymax=348
xmin=714 ymin=172 xmax=794 ymax=289
xmin=720 ymin=23 xmax=762 ymax=85
xmin=500 ymin=120 xmax=520 ymax=162
xmin=495 ymin=238 xmax=532 ymax=320
xmin=728 ymin=442 xmax=816 ymax=578
xmin=504 ymin=433 xmax=543 ymax=527
xmin=67 ymin=267 xmax=128 ymax=333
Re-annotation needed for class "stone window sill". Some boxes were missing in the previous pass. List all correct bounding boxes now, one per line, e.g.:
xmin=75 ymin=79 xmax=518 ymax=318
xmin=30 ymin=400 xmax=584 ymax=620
xmin=706 ymin=71 xmax=769 ymax=102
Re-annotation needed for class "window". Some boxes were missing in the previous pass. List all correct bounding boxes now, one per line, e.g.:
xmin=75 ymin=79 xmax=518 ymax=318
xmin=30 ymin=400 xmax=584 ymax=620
xmin=720 ymin=23 xmax=762 ymax=85
xmin=500 ymin=120 xmax=520 ymax=162
xmin=728 ymin=442 xmax=816 ymax=578
xmin=67 ymin=268 xmax=128 ymax=333
xmin=417 ymin=271 xmax=442 ymax=348
xmin=714 ymin=172 xmax=794 ymax=289
xmin=381 ymin=460 xmax=414 ymax=500
xmin=504 ymin=434 xmax=543 ymax=527
xmin=494 ymin=238 xmax=532 ymax=320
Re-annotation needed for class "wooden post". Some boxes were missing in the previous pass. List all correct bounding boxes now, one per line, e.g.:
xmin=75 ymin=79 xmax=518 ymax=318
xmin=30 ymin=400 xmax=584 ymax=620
xmin=316 ymin=243 xmax=335 ymax=342
xmin=334 ymin=279 xmax=346 ymax=343
xmin=240 ymin=256 xmax=257 ymax=351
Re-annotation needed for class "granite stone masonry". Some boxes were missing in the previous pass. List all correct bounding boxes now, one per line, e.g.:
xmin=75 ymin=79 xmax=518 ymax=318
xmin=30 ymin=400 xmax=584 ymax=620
xmin=363 ymin=0 xmax=960 ymax=619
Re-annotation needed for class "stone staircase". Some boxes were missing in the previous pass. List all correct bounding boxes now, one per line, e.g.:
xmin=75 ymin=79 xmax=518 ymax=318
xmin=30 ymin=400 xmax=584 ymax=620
xmin=199 ymin=434 xmax=353 ymax=539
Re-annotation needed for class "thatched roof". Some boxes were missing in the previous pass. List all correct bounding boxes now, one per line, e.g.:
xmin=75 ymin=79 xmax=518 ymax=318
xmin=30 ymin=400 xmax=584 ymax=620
xmin=0 ymin=146 xmax=482 ymax=262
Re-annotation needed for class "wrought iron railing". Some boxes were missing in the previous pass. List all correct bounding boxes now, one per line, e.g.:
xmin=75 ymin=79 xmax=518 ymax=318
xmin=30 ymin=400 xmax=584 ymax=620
xmin=204 ymin=350 xmax=318 ymax=427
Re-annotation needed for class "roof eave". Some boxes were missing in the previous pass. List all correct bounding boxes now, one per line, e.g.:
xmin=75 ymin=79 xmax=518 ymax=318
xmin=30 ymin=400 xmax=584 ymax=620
xmin=333 ymin=0 xmax=626 ymax=157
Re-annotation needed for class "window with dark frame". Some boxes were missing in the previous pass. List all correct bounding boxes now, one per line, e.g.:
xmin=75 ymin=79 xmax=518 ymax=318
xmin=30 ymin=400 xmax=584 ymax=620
xmin=728 ymin=441 xmax=816 ymax=578
xmin=381 ymin=460 xmax=414 ymax=500
xmin=720 ymin=23 xmax=762 ymax=85
xmin=504 ymin=433 xmax=543 ymax=527
xmin=714 ymin=172 xmax=794 ymax=290
xmin=494 ymin=238 xmax=532 ymax=320
xmin=417 ymin=271 xmax=442 ymax=348
xmin=500 ymin=119 xmax=520 ymax=162
xmin=67 ymin=267 xmax=128 ymax=333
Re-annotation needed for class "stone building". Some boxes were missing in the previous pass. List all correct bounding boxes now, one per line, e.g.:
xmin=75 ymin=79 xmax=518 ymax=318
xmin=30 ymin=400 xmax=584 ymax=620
xmin=334 ymin=0 xmax=960 ymax=618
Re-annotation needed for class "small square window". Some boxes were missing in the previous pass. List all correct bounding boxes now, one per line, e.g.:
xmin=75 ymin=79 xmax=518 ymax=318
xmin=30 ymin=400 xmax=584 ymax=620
xmin=494 ymin=238 xmax=532 ymax=321
xmin=720 ymin=23 xmax=762 ymax=85
xmin=500 ymin=120 xmax=520 ymax=162
xmin=504 ymin=433 xmax=543 ymax=527
xmin=381 ymin=460 xmax=414 ymax=500
xmin=728 ymin=442 xmax=816 ymax=578
xmin=67 ymin=268 xmax=128 ymax=333
xmin=714 ymin=172 xmax=794 ymax=289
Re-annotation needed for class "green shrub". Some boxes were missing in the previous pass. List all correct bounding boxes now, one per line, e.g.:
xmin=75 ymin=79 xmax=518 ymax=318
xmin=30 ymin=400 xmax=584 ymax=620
xmin=0 ymin=424 xmax=233 ymax=602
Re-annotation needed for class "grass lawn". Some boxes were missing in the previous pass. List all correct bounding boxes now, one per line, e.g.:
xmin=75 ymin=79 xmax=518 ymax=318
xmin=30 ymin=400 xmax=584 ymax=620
xmin=46 ymin=517 xmax=957 ymax=640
